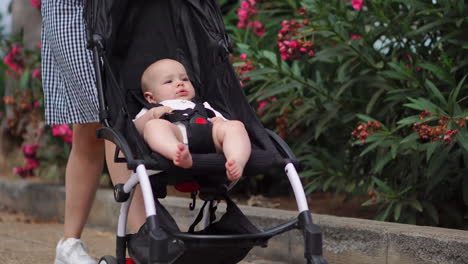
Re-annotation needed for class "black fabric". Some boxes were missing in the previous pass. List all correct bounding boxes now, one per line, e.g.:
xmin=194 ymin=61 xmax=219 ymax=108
xmin=127 ymin=197 xmax=264 ymax=264
xmin=84 ymin=0 xmax=288 ymax=179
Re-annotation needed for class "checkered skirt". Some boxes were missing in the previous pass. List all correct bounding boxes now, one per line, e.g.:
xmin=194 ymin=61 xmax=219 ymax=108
xmin=41 ymin=0 xmax=99 ymax=125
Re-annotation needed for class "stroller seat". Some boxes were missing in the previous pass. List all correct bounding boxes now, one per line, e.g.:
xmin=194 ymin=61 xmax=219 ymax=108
xmin=85 ymin=0 xmax=327 ymax=263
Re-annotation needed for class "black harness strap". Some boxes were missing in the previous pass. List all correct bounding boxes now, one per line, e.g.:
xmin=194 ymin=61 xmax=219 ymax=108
xmin=148 ymin=101 xmax=217 ymax=154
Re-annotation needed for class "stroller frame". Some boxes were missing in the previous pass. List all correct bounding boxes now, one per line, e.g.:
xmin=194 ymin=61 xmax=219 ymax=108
xmin=85 ymin=0 xmax=328 ymax=263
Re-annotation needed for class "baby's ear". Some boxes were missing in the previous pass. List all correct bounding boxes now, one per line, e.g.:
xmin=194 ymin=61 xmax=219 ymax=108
xmin=144 ymin=92 xmax=156 ymax=103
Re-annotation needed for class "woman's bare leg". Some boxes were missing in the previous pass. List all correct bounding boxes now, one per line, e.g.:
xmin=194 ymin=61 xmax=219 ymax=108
xmin=144 ymin=119 xmax=192 ymax=168
xmin=212 ymin=120 xmax=251 ymax=181
xmin=63 ymin=123 xmax=105 ymax=239
xmin=105 ymin=141 xmax=146 ymax=233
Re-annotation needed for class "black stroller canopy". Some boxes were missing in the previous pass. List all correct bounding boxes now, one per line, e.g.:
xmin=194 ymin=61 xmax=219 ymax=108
xmin=86 ymin=0 xmax=284 ymax=163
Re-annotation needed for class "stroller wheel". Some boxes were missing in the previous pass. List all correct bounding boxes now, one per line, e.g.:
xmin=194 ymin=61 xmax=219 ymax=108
xmin=98 ymin=256 xmax=117 ymax=264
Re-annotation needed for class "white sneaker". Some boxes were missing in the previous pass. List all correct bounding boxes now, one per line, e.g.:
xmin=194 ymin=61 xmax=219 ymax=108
xmin=54 ymin=238 xmax=97 ymax=264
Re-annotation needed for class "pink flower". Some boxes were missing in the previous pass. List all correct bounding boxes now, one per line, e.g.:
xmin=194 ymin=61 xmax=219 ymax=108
xmin=32 ymin=68 xmax=41 ymax=79
xmin=280 ymin=53 xmax=290 ymax=60
xmin=249 ymin=20 xmax=265 ymax=37
xmin=25 ymin=158 xmax=40 ymax=170
xmin=351 ymin=35 xmax=361 ymax=39
xmin=287 ymin=40 xmax=298 ymax=49
xmin=13 ymin=167 xmax=24 ymax=174
xmin=52 ymin=124 xmax=71 ymax=137
xmin=11 ymin=45 xmax=21 ymax=55
xmin=239 ymin=54 xmax=248 ymax=61
xmin=256 ymin=97 xmax=277 ymax=116
xmin=297 ymin=8 xmax=307 ymax=15
xmin=63 ymin=134 xmax=73 ymax=145
xmin=30 ymin=0 xmax=41 ymax=10
xmin=352 ymin=0 xmax=363 ymax=10
xmin=240 ymin=1 xmax=250 ymax=9
xmin=22 ymin=143 xmax=40 ymax=157
xmin=33 ymin=101 xmax=40 ymax=108
xmin=257 ymin=101 xmax=268 ymax=113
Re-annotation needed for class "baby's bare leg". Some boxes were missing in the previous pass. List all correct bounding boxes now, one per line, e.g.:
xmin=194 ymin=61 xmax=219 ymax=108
xmin=143 ymin=119 xmax=192 ymax=168
xmin=212 ymin=120 xmax=251 ymax=181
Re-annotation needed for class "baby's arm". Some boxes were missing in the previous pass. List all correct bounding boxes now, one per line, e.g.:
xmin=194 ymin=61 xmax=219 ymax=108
xmin=134 ymin=106 xmax=172 ymax=135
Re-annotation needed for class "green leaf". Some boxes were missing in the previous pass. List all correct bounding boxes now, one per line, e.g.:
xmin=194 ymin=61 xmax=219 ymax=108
xmin=418 ymin=63 xmax=452 ymax=84
xmin=409 ymin=200 xmax=423 ymax=212
xmin=372 ymin=176 xmax=394 ymax=194
xmin=356 ymin=114 xmax=378 ymax=122
xmin=404 ymin=97 xmax=446 ymax=115
xmin=406 ymin=19 xmax=450 ymax=37
xmin=291 ymin=61 xmax=301 ymax=78
xmin=260 ymin=50 xmax=278 ymax=65
xmin=314 ymin=106 xmax=340 ymax=139
xmin=372 ymin=153 xmax=393 ymax=174
xmin=394 ymin=203 xmax=402 ymax=221
xmin=455 ymin=130 xmax=468 ymax=152
xmin=378 ymin=203 xmax=393 ymax=221
xmin=400 ymin=132 xmax=419 ymax=144
xmin=20 ymin=69 xmax=31 ymax=91
xmin=449 ymin=74 xmax=467 ymax=104
xmin=359 ymin=141 xmax=380 ymax=157
xmin=243 ymin=68 xmax=278 ymax=78
xmin=380 ymin=70 xmax=410 ymax=81
xmin=361 ymin=199 xmax=375 ymax=207
xmin=257 ymin=81 xmax=300 ymax=100
xmin=397 ymin=115 xmax=420 ymax=126
xmin=391 ymin=144 xmax=398 ymax=159
xmin=425 ymin=141 xmax=439 ymax=162
xmin=366 ymin=87 xmax=386 ymax=114
xmin=424 ymin=79 xmax=447 ymax=106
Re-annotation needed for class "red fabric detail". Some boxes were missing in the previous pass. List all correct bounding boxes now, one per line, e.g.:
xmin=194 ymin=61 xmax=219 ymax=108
xmin=194 ymin=117 xmax=208 ymax=124
xmin=125 ymin=258 xmax=136 ymax=264
xmin=174 ymin=182 xmax=200 ymax=193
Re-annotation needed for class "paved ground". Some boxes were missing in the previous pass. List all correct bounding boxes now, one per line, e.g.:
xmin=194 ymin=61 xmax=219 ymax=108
xmin=0 ymin=209 xmax=283 ymax=264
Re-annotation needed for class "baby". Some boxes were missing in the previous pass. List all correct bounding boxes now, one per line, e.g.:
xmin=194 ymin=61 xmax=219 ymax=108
xmin=134 ymin=59 xmax=251 ymax=181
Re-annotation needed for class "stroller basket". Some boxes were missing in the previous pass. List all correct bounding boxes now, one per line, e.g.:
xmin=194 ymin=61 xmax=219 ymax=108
xmin=85 ymin=0 xmax=328 ymax=263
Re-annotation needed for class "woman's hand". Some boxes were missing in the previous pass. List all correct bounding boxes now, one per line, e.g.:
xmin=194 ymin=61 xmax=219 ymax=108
xmin=151 ymin=106 xmax=173 ymax=119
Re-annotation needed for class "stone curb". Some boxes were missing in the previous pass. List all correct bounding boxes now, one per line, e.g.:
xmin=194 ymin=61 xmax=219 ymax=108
xmin=1 ymin=179 xmax=467 ymax=264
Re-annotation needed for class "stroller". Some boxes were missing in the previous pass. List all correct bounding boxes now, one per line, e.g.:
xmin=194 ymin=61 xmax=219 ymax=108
xmin=85 ymin=0 xmax=327 ymax=263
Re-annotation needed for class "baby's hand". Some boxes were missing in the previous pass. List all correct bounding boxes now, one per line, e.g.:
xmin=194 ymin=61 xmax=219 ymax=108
xmin=210 ymin=117 xmax=224 ymax=123
xmin=151 ymin=106 xmax=173 ymax=119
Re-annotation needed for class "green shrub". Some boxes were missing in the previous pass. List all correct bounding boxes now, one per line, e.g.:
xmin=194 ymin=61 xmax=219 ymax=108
xmin=223 ymin=0 xmax=468 ymax=228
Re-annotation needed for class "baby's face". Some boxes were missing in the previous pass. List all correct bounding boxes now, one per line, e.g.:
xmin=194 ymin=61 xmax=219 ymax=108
xmin=145 ymin=60 xmax=196 ymax=103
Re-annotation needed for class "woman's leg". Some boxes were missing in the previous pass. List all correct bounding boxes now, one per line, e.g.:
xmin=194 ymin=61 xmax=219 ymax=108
xmin=144 ymin=119 xmax=192 ymax=168
xmin=212 ymin=120 xmax=251 ymax=181
xmin=105 ymin=141 xmax=146 ymax=233
xmin=63 ymin=122 xmax=105 ymax=239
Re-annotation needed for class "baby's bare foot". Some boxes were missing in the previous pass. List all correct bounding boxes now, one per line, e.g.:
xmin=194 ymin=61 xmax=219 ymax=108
xmin=226 ymin=160 xmax=243 ymax=181
xmin=174 ymin=143 xmax=192 ymax=168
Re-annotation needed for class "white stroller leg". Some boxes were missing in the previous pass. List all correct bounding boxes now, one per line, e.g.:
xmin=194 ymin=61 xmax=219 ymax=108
xmin=285 ymin=163 xmax=309 ymax=213
xmin=116 ymin=171 xmax=140 ymax=237
xmin=136 ymin=164 xmax=157 ymax=217
xmin=117 ymin=189 xmax=134 ymax=237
